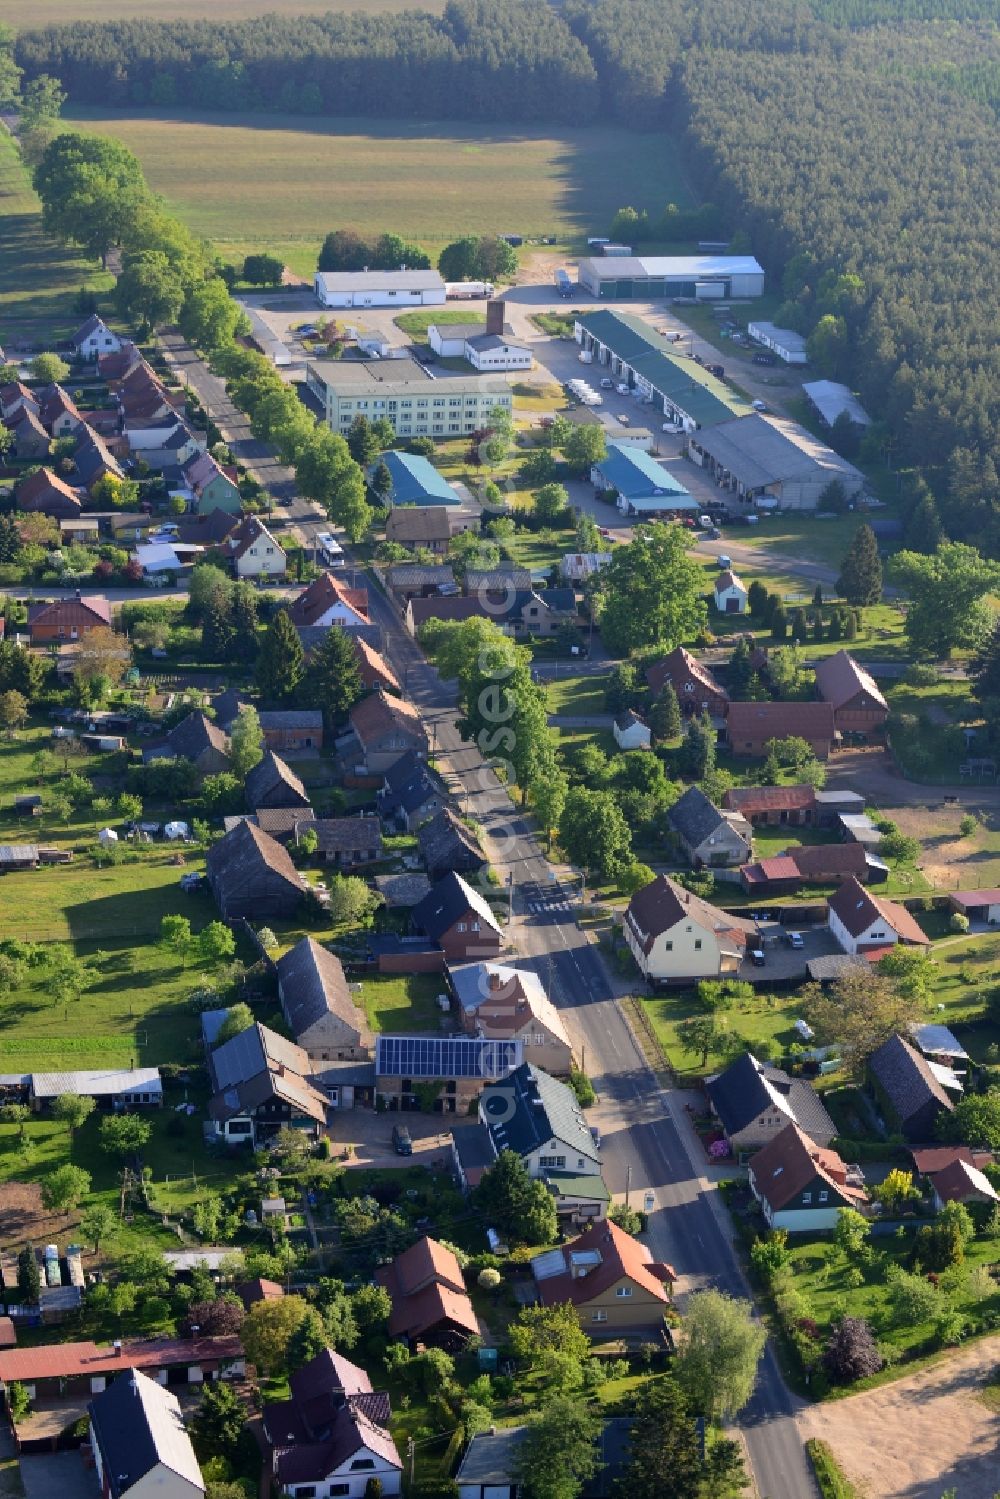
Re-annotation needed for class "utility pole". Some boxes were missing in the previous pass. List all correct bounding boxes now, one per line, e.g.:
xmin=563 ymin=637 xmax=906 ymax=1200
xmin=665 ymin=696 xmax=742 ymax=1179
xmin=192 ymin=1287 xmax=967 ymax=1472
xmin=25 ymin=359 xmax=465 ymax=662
xmin=625 ymin=1162 xmax=632 ymax=1210
xmin=407 ymin=1438 xmax=415 ymax=1489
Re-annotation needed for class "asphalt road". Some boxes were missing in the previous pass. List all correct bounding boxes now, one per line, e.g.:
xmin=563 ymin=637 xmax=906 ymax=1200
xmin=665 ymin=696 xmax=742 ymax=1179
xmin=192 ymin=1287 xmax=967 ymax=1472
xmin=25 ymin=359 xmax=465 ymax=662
xmin=162 ymin=328 xmax=817 ymax=1497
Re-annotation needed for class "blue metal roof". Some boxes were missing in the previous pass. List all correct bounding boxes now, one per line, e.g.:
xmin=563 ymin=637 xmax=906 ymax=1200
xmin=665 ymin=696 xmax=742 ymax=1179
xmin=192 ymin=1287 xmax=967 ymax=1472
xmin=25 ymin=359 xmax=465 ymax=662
xmin=375 ymin=1035 xmax=522 ymax=1079
xmin=383 ymin=450 xmax=461 ymax=507
xmin=595 ymin=443 xmax=693 ymax=501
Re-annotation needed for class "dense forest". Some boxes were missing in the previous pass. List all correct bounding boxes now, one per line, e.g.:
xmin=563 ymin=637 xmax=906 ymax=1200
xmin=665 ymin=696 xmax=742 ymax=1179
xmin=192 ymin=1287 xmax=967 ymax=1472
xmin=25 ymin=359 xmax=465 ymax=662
xmin=12 ymin=0 xmax=1000 ymax=540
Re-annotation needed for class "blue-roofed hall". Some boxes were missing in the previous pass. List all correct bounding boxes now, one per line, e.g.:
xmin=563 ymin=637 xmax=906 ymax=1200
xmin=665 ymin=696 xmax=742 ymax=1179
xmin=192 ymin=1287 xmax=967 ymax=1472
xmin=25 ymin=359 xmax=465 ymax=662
xmin=379 ymin=451 xmax=462 ymax=508
xmin=591 ymin=442 xmax=696 ymax=516
xmin=375 ymin=1034 xmax=521 ymax=1113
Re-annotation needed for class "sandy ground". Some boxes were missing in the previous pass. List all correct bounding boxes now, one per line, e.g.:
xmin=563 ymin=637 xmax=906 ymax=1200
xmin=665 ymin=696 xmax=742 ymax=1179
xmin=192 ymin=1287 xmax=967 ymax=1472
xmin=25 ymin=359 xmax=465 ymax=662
xmin=0 ymin=1181 xmax=75 ymax=1248
xmin=798 ymin=1336 xmax=1000 ymax=1498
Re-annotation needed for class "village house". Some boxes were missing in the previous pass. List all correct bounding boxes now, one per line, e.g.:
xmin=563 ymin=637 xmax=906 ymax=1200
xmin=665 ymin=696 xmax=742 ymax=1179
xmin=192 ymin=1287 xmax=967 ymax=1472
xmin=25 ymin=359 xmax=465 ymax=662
xmin=713 ymin=568 xmax=748 ymax=614
xmin=646 ymin=646 xmax=728 ymax=718
xmin=183 ymin=451 xmax=242 ymax=515
xmin=384 ymin=505 xmax=477 ymax=553
xmin=226 ymin=515 xmax=286 ymax=579
xmin=258 ymin=710 xmax=325 ymax=754
xmin=725 ymin=700 xmax=836 ymax=759
xmin=72 ymin=423 xmax=124 ymax=492
xmin=411 ymin=871 xmax=504 ymax=962
xmin=623 ymin=873 xmax=756 ymax=984
xmin=37 ymin=383 xmax=83 ymax=437
xmin=530 ymin=1219 xmax=673 ymax=1335
xmin=351 ymin=635 xmax=400 ymax=693
xmin=375 ymin=1237 xmax=480 ymax=1350
xmin=347 ymin=689 xmax=428 ymax=775
xmin=723 ymin=784 xmax=817 ymax=827
xmin=89 ymin=1369 xmax=205 ymax=1499
xmin=125 ymin=419 xmax=202 ymax=472
xmin=143 ymin=711 xmax=231 ymax=777
xmin=867 ymin=1034 xmax=958 ymax=1142
xmin=16 ymin=468 xmax=83 ymax=519
xmin=276 ymin=936 xmax=369 ymax=1061
xmin=28 ymin=594 xmax=112 ymax=645
xmin=263 ymin=1348 xmax=402 ymax=1499
xmin=304 ymin=817 xmax=382 ymax=868
xmin=207 ymin=1022 xmax=329 ymax=1145
xmin=418 ymin=807 xmax=486 ymax=881
xmin=479 ymin=1062 xmax=606 ymax=1223
xmin=0 ymin=381 xmax=37 ymax=422
xmin=613 ymin=710 xmax=652 ymax=751
xmin=72 ymin=314 xmax=122 ymax=361
xmin=375 ymin=1034 xmax=520 ymax=1114
xmin=206 ymin=819 xmax=307 ymax=920
xmin=748 ymin=1122 xmax=868 ymax=1232
xmin=668 ymin=785 xmax=752 ymax=869
xmin=9 ymin=405 xmax=51 ymax=461
xmin=452 ymin=968 xmax=574 ymax=1076
xmin=814 ymin=650 xmax=889 ymax=740
xmin=0 ymin=1336 xmax=244 ymax=1406
xmin=245 ymin=751 xmax=313 ymax=813
xmin=827 ymin=875 xmax=929 ymax=954
xmin=707 ymin=1051 xmax=837 ymax=1154
xmin=910 ymin=1147 xmax=999 ymax=1211
xmin=288 ymin=573 xmax=370 ymax=632
xmin=377 ymin=752 xmax=442 ymax=832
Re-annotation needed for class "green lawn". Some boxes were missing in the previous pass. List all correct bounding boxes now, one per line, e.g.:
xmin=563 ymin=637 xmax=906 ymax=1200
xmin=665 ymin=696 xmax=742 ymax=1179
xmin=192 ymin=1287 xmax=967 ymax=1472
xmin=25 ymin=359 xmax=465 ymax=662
xmin=359 ymin=973 xmax=445 ymax=1033
xmin=0 ymin=131 xmax=113 ymax=335
xmin=640 ymin=987 xmax=804 ymax=1078
xmin=885 ymin=676 xmax=975 ymax=782
xmin=64 ymin=109 xmax=692 ymax=273
xmin=544 ymin=674 xmax=609 ymax=717
xmin=394 ymin=310 xmax=485 ymax=338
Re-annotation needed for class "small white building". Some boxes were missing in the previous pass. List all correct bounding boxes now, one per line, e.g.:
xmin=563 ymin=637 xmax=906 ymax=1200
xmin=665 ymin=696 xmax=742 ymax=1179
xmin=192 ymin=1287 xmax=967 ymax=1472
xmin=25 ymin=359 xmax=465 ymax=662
xmin=713 ymin=568 xmax=748 ymax=614
xmin=428 ymin=301 xmax=532 ymax=371
xmin=613 ymin=710 xmax=651 ymax=750
xmin=72 ymin=315 xmax=122 ymax=361
xmin=748 ymin=321 xmax=808 ymax=365
xmin=227 ymin=515 xmax=286 ymax=579
xmin=314 ymin=269 xmax=446 ymax=309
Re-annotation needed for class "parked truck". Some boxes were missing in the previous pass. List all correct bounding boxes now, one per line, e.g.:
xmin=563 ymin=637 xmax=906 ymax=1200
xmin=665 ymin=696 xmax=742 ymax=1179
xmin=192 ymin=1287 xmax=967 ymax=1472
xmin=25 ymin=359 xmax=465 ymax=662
xmin=555 ymin=268 xmax=572 ymax=298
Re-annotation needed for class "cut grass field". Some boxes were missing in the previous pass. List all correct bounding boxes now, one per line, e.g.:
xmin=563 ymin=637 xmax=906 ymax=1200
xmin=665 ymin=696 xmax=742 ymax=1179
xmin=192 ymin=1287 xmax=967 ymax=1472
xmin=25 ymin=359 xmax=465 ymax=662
xmin=63 ymin=109 xmax=693 ymax=275
xmin=359 ymin=973 xmax=445 ymax=1034
xmin=544 ymin=673 xmax=608 ymax=717
xmin=394 ymin=310 xmax=485 ymax=338
xmin=0 ymin=130 xmax=112 ymax=334
xmin=4 ymin=0 xmax=440 ymax=24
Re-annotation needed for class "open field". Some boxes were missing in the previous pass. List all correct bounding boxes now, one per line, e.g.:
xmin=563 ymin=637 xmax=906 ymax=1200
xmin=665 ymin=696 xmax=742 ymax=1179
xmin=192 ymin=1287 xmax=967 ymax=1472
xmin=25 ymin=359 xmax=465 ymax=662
xmin=0 ymin=130 xmax=112 ymax=335
xmin=5 ymin=0 xmax=443 ymax=25
xmin=63 ymin=109 xmax=693 ymax=275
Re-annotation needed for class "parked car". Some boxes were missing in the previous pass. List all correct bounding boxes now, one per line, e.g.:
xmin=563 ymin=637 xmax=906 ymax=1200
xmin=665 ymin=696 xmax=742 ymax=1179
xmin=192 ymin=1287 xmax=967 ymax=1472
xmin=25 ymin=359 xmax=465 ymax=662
xmin=699 ymin=514 xmax=714 ymax=529
xmin=706 ymin=526 xmax=721 ymax=540
xmin=617 ymin=414 xmax=630 ymax=426
xmin=786 ymin=931 xmax=805 ymax=950
xmin=750 ymin=948 xmax=766 ymax=968
xmin=392 ymin=1124 xmax=413 ymax=1156
xmin=717 ymin=554 xmax=732 ymax=568
xmin=752 ymin=399 xmax=769 ymax=412
xmin=599 ymin=377 xmax=613 ymax=389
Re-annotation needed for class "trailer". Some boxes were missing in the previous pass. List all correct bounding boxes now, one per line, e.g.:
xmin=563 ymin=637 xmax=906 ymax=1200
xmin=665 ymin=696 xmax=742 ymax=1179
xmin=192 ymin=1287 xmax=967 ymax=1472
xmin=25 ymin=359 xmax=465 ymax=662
xmin=444 ymin=281 xmax=493 ymax=300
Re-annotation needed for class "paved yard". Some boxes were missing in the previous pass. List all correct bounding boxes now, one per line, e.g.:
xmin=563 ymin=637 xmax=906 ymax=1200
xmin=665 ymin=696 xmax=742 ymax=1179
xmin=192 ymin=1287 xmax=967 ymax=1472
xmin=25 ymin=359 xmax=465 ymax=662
xmin=19 ymin=1455 xmax=97 ymax=1499
xmin=326 ymin=1107 xmax=468 ymax=1170
xmin=798 ymin=1334 xmax=1000 ymax=1498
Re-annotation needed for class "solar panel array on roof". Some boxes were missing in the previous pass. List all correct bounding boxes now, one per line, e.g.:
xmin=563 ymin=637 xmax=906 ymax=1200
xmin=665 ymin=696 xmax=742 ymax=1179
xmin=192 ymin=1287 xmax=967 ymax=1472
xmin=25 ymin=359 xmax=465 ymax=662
xmin=375 ymin=1036 xmax=521 ymax=1079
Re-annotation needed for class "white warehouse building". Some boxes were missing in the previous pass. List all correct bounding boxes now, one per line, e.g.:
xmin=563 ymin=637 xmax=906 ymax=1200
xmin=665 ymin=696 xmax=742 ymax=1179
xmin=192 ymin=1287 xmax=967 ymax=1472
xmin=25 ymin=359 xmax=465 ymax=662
xmin=314 ymin=269 xmax=447 ymax=309
xmin=748 ymin=321 xmax=808 ymax=365
xmin=577 ymin=254 xmax=765 ymax=301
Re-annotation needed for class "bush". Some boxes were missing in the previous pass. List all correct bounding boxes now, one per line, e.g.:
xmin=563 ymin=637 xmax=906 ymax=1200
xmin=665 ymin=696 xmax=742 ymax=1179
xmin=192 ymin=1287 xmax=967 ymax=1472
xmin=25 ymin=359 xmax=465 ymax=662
xmin=568 ymin=1069 xmax=595 ymax=1107
xmin=959 ymin=814 xmax=978 ymax=837
xmin=950 ymin=911 xmax=971 ymax=934
xmin=822 ymin=1316 xmax=883 ymax=1384
xmin=477 ymin=1267 xmax=501 ymax=1291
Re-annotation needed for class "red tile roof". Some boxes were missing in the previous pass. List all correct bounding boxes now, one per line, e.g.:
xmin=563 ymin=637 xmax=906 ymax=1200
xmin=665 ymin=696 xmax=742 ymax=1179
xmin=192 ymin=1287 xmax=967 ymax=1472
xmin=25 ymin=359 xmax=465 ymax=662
xmin=723 ymin=785 xmax=817 ymax=815
xmin=741 ymin=856 xmax=800 ymax=886
xmin=951 ymin=889 xmax=1000 ymax=910
xmin=727 ymin=699 xmax=836 ymax=743
xmin=828 ymin=876 xmax=929 ymax=944
xmin=352 ymin=636 xmax=400 ymax=692
xmin=749 ymin=1122 xmax=868 ymax=1213
xmin=814 ymin=650 xmax=887 ymax=712
xmin=646 ymin=645 xmax=727 ymax=702
xmin=535 ymin=1219 xmax=673 ymax=1309
xmin=288 ymin=573 xmax=368 ymax=628
xmin=0 ymin=1335 xmax=242 ymax=1383
xmin=350 ymin=688 xmax=426 ymax=749
xmin=375 ymin=1236 xmax=477 ymax=1341
xmin=929 ymin=1158 xmax=998 ymax=1205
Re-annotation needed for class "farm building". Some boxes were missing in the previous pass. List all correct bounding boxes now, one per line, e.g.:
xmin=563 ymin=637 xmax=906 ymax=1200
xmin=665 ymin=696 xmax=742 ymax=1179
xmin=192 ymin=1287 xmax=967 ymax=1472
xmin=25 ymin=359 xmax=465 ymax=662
xmin=245 ymin=751 xmax=311 ymax=812
xmin=577 ymin=255 xmax=764 ymax=300
xmin=949 ymin=889 xmax=1000 ymax=925
xmin=314 ymin=269 xmax=446 ymax=308
xmin=574 ymin=310 xmax=747 ymax=430
xmin=0 ymin=1336 xmax=244 ymax=1403
xmin=723 ymin=785 xmax=816 ymax=826
xmin=306 ymin=359 xmax=511 ymax=440
xmin=867 ymin=1034 xmax=958 ymax=1142
xmin=143 ymin=711 xmax=231 ymax=776
xmin=747 ymin=321 xmax=808 ymax=364
xmin=374 ymin=1036 xmax=520 ymax=1113
xmin=31 ymin=1068 xmax=162 ymax=1110
xmin=725 ymin=700 xmax=836 ymax=759
xmin=206 ymin=820 xmax=307 ymax=920
xmin=304 ymin=817 xmax=382 ymax=868
xmin=591 ymin=441 xmax=695 ymax=515
xmin=803 ymin=380 xmax=871 ymax=429
xmin=613 ymin=710 xmax=651 ymax=750
xmin=275 ymin=936 xmax=369 ymax=1061
xmin=207 ymin=1023 xmax=328 ymax=1143
xmin=689 ymin=414 xmax=865 ymax=511
xmin=258 ymin=709 xmax=324 ymax=754
xmin=814 ymin=650 xmax=888 ymax=738
xmin=384 ymin=505 xmax=477 ymax=553
xmin=16 ymin=468 xmax=83 ymax=519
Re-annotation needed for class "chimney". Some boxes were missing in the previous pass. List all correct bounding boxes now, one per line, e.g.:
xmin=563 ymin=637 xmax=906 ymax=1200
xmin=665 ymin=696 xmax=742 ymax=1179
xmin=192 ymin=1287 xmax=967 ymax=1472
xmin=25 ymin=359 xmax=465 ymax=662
xmin=488 ymin=971 xmax=503 ymax=992
xmin=113 ymin=1340 xmax=122 ymax=1357
xmin=486 ymin=299 xmax=505 ymax=336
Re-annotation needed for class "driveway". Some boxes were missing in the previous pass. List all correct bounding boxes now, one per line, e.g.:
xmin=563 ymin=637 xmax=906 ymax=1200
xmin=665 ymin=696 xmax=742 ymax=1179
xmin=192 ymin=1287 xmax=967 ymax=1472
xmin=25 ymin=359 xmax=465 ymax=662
xmin=19 ymin=1454 xmax=97 ymax=1499
xmin=326 ymin=1107 xmax=468 ymax=1170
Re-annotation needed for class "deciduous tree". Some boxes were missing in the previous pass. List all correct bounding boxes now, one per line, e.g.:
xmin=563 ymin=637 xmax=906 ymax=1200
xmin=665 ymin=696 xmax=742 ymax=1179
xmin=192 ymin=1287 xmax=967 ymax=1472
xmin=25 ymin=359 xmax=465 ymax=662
xmin=514 ymin=1395 xmax=600 ymax=1499
xmin=674 ymin=1289 xmax=765 ymax=1419
xmin=41 ymin=1163 xmax=91 ymax=1213
xmin=52 ymin=1093 xmax=95 ymax=1141
xmin=892 ymin=542 xmax=1000 ymax=658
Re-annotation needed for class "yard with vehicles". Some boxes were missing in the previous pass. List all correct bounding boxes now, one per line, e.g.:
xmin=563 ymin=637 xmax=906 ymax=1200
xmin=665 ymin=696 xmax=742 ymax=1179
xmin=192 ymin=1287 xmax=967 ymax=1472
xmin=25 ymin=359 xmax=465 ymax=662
xmin=62 ymin=109 xmax=692 ymax=276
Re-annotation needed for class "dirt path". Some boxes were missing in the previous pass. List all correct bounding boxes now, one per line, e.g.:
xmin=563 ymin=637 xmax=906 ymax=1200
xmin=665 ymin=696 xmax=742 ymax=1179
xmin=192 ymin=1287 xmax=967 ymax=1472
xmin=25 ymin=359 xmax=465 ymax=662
xmin=798 ymin=1336 xmax=1000 ymax=1498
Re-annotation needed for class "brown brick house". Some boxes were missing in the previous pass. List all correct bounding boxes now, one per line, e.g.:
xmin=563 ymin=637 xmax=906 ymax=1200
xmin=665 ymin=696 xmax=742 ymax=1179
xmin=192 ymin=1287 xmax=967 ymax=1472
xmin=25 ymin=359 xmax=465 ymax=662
xmin=28 ymin=595 xmax=112 ymax=644
xmin=814 ymin=650 xmax=889 ymax=739
xmin=411 ymin=871 xmax=504 ymax=962
xmin=725 ymin=700 xmax=836 ymax=759
xmin=646 ymin=646 xmax=728 ymax=718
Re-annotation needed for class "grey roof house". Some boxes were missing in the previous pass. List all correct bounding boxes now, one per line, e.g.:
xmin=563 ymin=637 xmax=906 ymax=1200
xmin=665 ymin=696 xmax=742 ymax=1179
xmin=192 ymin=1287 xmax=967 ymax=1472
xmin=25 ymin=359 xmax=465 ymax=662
xmin=707 ymin=1051 xmax=836 ymax=1154
xmin=479 ymin=1062 xmax=606 ymax=1221
xmin=89 ymin=1368 xmax=204 ymax=1499
xmin=867 ymin=1033 xmax=959 ymax=1142
xmin=418 ymin=807 xmax=487 ymax=881
xmin=668 ymin=785 xmax=752 ymax=869
xmin=206 ymin=819 xmax=307 ymax=920
xmin=245 ymin=751 xmax=313 ymax=812
xmin=377 ymin=751 xmax=442 ymax=831
xmin=143 ymin=711 xmax=231 ymax=776
xmin=207 ymin=1022 xmax=328 ymax=1143
xmin=276 ymin=936 xmax=370 ymax=1061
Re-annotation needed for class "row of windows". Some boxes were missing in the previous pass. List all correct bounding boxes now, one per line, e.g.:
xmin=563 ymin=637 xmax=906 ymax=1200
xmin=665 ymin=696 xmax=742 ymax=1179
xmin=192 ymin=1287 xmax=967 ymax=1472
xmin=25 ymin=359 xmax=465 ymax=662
xmin=339 ymin=396 xmax=502 ymax=411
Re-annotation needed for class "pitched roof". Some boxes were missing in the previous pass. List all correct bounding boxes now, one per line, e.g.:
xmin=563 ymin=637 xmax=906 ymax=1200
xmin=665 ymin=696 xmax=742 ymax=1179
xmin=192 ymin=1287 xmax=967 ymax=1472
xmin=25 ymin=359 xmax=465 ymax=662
xmin=418 ymin=807 xmax=485 ymax=877
xmin=786 ymin=842 xmax=868 ymax=880
xmin=0 ymin=1336 xmax=242 ymax=1385
xmin=205 ymin=818 xmax=304 ymax=896
xmin=382 ymin=450 xmax=461 ymax=506
xmin=408 ymin=595 xmax=492 ymax=630
xmin=595 ymin=442 xmax=692 ymax=500
xmin=814 ymin=650 xmax=887 ymax=712
xmin=411 ymin=870 xmax=503 ymax=941
xmin=828 ymin=876 xmax=929 ymax=944
xmin=624 ymin=873 xmax=755 ymax=955
xmin=455 ymin=1428 xmax=529 ymax=1487
xmin=707 ymin=1052 xmax=836 ymax=1142
xmin=228 ymin=514 xmax=285 ymax=564
xmin=724 ymin=785 xmax=816 ymax=815
xmin=73 ymin=313 xmax=114 ymax=345
xmin=930 ymin=1158 xmax=999 ymax=1205
xmin=245 ymin=750 xmax=311 ymax=810
xmin=377 ymin=753 xmax=439 ymax=816
xmin=909 ymin=1145 xmax=979 ymax=1175
xmin=308 ymin=817 xmax=382 ymax=857
xmin=715 ymin=569 xmax=745 ymax=594
xmin=465 ymin=565 xmax=533 ymax=593
xmin=694 ymin=412 xmax=864 ymax=491
xmin=174 ymin=510 xmax=242 ymax=546
xmin=387 ymin=562 xmax=457 ymax=590
xmin=37 ymin=383 xmax=82 ymax=429
xmin=667 ymin=785 xmax=733 ymax=849
xmin=89 ymin=1368 xmax=204 ymax=1499
xmin=271 ymin=1396 xmax=400 ymax=1484
xmin=385 ymin=507 xmax=458 ymax=542
xmin=16 ymin=467 xmax=83 ymax=514
xmin=740 ymin=855 xmax=801 ymax=887
xmin=184 ymin=450 xmax=237 ymax=497
xmin=351 ymin=635 xmax=400 ymax=691
xmin=29 ymin=594 xmax=112 ymax=629
xmin=207 ymin=1021 xmax=328 ymax=1126
xmin=646 ymin=645 xmax=727 ymax=700
xmin=276 ymin=937 xmax=363 ymax=1042
xmin=532 ymin=1219 xmax=672 ymax=1309
xmin=727 ymin=699 xmax=836 ymax=742
xmin=749 ymin=1122 xmax=867 ymax=1213
xmin=868 ymin=1034 xmax=955 ymax=1126
xmin=288 ymin=573 xmax=369 ymax=628
xmin=481 ymin=1062 xmax=596 ymax=1163
xmin=448 ymin=963 xmax=571 ymax=1052
xmin=948 ymin=888 xmax=1000 ymax=911
xmin=350 ymin=688 xmax=427 ymax=749
xmin=376 ymin=1236 xmax=478 ymax=1340
xmin=375 ymin=1034 xmax=520 ymax=1080
xmin=165 ymin=710 xmax=230 ymax=762
xmin=73 ymin=422 xmax=124 ymax=484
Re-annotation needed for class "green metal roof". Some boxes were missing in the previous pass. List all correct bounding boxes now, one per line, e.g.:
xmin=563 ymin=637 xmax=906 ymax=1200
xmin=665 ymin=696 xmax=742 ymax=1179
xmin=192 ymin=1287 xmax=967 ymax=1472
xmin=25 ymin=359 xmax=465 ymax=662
xmin=543 ymin=1171 xmax=610 ymax=1201
xmin=576 ymin=310 xmax=750 ymax=428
